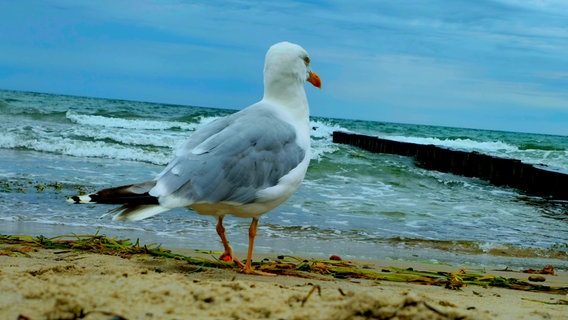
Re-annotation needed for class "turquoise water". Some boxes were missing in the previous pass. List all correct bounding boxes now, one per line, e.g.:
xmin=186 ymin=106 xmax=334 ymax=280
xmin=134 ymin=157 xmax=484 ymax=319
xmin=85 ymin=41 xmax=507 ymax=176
xmin=1 ymin=90 xmax=566 ymax=269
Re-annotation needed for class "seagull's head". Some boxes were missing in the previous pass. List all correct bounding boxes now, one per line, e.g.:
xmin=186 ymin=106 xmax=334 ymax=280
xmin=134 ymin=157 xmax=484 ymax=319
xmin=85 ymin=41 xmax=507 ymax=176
xmin=264 ymin=42 xmax=321 ymax=90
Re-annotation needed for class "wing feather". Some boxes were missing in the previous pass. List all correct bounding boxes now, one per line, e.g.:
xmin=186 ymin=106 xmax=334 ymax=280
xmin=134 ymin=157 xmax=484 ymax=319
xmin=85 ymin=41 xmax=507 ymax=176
xmin=151 ymin=106 xmax=305 ymax=207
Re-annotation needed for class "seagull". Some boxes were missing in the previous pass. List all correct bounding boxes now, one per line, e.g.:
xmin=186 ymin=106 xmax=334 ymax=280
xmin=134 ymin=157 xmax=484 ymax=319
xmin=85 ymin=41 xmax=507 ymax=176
xmin=69 ymin=41 xmax=321 ymax=275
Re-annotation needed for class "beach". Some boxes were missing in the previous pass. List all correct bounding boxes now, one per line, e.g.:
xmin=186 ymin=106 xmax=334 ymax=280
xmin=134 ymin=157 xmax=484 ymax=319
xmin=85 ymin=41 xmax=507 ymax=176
xmin=1 ymin=238 xmax=566 ymax=320
xmin=1 ymin=91 xmax=568 ymax=319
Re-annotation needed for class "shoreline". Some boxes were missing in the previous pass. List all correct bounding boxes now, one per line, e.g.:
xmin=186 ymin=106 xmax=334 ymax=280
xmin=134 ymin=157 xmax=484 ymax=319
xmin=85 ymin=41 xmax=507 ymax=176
xmin=3 ymin=220 xmax=567 ymax=272
xmin=1 ymin=235 xmax=567 ymax=319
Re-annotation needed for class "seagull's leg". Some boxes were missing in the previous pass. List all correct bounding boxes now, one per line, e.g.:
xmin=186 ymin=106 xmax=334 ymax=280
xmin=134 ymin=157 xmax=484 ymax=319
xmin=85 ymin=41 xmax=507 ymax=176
xmin=216 ymin=216 xmax=244 ymax=268
xmin=242 ymin=217 xmax=276 ymax=276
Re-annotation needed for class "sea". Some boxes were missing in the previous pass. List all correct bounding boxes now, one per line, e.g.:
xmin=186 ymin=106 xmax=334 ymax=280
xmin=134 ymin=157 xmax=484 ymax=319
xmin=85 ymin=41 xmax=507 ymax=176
xmin=1 ymin=90 xmax=567 ymax=270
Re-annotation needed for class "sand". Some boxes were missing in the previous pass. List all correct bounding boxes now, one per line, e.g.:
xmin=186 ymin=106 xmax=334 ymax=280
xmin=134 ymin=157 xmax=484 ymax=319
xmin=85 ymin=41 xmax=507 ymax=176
xmin=1 ymin=242 xmax=566 ymax=320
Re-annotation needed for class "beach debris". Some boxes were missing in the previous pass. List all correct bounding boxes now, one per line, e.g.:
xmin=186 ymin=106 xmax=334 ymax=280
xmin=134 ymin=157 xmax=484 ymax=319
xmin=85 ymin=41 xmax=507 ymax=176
xmin=528 ymin=275 xmax=546 ymax=282
xmin=1 ymin=179 xmax=67 ymax=194
xmin=445 ymin=268 xmax=467 ymax=290
xmin=2 ymin=233 xmax=568 ymax=295
xmin=300 ymin=285 xmax=321 ymax=307
xmin=522 ymin=297 xmax=568 ymax=305
xmin=438 ymin=300 xmax=457 ymax=307
xmin=523 ymin=264 xmax=555 ymax=275
xmin=309 ymin=262 xmax=333 ymax=275
xmin=18 ymin=309 xmax=128 ymax=320
xmin=274 ymin=255 xmax=305 ymax=262
xmin=445 ymin=274 xmax=466 ymax=290
xmin=256 ymin=262 xmax=297 ymax=274
xmin=0 ymin=245 xmax=34 ymax=258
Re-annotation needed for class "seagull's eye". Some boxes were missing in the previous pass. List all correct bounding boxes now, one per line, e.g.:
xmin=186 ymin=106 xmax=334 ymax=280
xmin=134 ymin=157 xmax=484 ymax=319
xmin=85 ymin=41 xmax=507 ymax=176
xmin=303 ymin=56 xmax=310 ymax=65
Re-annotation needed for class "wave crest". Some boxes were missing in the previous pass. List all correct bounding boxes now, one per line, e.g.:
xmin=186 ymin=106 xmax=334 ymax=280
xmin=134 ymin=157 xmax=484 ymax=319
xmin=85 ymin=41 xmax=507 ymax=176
xmin=66 ymin=111 xmax=203 ymax=131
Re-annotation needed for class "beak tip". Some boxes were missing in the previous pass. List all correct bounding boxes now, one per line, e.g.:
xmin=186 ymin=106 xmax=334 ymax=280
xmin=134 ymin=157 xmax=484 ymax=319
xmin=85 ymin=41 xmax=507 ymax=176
xmin=308 ymin=72 xmax=322 ymax=88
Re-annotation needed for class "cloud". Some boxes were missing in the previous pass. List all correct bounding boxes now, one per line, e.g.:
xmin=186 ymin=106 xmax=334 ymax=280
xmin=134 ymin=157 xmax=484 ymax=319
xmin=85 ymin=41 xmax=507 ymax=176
xmin=1 ymin=0 xmax=567 ymax=134
xmin=494 ymin=0 xmax=568 ymax=12
xmin=322 ymin=49 xmax=568 ymax=110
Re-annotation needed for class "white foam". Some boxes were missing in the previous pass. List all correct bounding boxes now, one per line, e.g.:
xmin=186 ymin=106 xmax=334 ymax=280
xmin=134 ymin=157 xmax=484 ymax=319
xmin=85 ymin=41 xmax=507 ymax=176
xmin=384 ymin=135 xmax=518 ymax=153
xmin=70 ymin=126 xmax=184 ymax=148
xmin=309 ymin=119 xmax=350 ymax=160
xmin=310 ymin=119 xmax=350 ymax=139
xmin=0 ymin=115 xmax=349 ymax=166
xmin=383 ymin=135 xmax=568 ymax=170
xmin=66 ymin=110 xmax=212 ymax=131
xmin=0 ymin=131 xmax=172 ymax=165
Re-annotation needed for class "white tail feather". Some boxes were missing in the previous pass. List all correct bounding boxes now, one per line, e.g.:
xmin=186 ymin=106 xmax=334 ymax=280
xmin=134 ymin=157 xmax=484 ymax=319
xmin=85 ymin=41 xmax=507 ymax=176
xmin=111 ymin=205 xmax=169 ymax=221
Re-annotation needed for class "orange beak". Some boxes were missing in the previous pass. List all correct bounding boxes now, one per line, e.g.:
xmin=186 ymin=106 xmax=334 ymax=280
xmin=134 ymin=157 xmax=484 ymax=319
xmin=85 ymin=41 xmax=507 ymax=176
xmin=307 ymin=71 xmax=322 ymax=88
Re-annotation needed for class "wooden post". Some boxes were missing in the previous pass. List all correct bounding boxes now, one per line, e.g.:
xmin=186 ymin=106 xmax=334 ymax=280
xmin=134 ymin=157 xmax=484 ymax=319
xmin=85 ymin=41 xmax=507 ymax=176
xmin=332 ymin=131 xmax=568 ymax=200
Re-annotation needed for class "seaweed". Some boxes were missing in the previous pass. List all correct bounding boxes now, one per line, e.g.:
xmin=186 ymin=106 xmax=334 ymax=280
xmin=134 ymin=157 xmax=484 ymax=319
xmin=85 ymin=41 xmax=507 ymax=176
xmin=1 ymin=233 xmax=567 ymax=295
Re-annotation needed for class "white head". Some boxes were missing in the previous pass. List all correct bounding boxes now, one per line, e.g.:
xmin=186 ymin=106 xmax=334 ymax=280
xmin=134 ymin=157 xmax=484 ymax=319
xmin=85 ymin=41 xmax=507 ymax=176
xmin=263 ymin=42 xmax=321 ymax=103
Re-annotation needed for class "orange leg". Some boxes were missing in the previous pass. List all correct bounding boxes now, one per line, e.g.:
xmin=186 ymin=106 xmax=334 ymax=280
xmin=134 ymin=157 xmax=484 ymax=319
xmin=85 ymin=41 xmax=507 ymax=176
xmin=242 ymin=217 xmax=275 ymax=276
xmin=216 ymin=216 xmax=244 ymax=268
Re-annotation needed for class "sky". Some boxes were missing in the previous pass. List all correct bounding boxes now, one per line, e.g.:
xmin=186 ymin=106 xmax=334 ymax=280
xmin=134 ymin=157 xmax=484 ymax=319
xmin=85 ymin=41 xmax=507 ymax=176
xmin=1 ymin=0 xmax=567 ymax=135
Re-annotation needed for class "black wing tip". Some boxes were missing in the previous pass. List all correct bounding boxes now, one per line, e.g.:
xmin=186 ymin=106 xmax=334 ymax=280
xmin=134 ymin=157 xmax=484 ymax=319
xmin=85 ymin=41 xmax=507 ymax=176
xmin=67 ymin=194 xmax=93 ymax=204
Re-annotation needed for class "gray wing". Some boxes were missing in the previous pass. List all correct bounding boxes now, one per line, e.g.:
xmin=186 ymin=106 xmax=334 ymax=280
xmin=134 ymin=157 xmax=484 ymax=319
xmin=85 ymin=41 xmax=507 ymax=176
xmin=152 ymin=106 xmax=305 ymax=205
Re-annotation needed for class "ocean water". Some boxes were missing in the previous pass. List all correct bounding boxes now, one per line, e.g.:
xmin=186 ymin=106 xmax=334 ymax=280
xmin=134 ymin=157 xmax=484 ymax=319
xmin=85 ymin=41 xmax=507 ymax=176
xmin=1 ymin=90 xmax=567 ymax=269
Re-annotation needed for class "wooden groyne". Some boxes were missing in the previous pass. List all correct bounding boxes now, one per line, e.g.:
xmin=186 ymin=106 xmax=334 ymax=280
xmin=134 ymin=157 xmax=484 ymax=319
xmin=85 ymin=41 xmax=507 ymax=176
xmin=332 ymin=131 xmax=568 ymax=200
